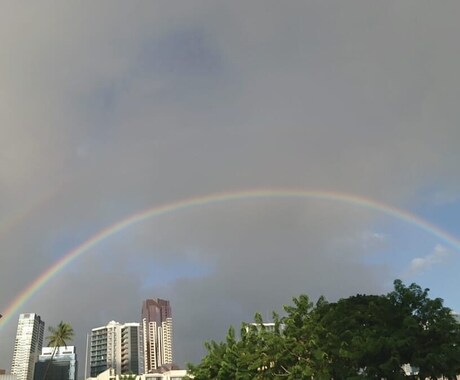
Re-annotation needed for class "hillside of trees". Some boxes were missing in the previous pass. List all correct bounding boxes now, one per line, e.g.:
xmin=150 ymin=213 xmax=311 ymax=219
xmin=187 ymin=280 xmax=460 ymax=379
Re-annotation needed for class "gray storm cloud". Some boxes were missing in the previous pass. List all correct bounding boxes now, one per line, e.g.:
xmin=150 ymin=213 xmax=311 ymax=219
xmin=1 ymin=0 xmax=460 ymax=373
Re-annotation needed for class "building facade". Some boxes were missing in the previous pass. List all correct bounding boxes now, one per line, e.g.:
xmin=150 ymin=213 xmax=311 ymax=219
xmin=141 ymin=299 xmax=173 ymax=373
xmin=33 ymin=346 xmax=77 ymax=380
xmin=88 ymin=368 xmax=187 ymax=380
xmin=11 ymin=313 xmax=45 ymax=380
xmin=89 ymin=321 xmax=141 ymax=377
xmin=0 ymin=375 xmax=17 ymax=380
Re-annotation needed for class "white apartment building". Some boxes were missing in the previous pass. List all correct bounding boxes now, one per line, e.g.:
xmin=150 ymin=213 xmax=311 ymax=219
xmin=90 ymin=321 xmax=141 ymax=377
xmin=11 ymin=313 xmax=44 ymax=380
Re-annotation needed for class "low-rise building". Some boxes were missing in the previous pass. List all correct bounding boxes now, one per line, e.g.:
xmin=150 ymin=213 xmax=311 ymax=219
xmin=86 ymin=368 xmax=188 ymax=380
xmin=0 ymin=374 xmax=18 ymax=380
xmin=33 ymin=346 xmax=77 ymax=380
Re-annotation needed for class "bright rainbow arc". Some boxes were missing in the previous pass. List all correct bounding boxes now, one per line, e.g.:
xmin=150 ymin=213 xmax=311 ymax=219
xmin=1 ymin=188 xmax=459 ymax=328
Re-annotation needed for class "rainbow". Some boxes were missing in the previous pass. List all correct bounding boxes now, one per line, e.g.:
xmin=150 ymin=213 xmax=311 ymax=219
xmin=1 ymin=188 xmax=459 ymax=328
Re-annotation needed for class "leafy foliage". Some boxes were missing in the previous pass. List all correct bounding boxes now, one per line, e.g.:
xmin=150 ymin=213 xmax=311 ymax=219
xmin=46 ymin=321 xmax=75 ymax=348
xmin=119 ymin=374 xmax=138 ymax=380
xmin=187 ymin=280 xmax=460 ymax=379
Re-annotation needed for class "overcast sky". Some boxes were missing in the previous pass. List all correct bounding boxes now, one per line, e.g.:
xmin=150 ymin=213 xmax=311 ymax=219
xmin=2 ymin=1 xmax=460 ymax=375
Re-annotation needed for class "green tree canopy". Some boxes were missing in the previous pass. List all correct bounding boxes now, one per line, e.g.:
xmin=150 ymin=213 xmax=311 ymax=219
xmin=187 ymin=280 xmax=460 ymax=379
xmin=119 ymin=374 xmax=138 ymax=380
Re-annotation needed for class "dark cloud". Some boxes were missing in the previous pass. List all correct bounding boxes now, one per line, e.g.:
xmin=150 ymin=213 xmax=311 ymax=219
xmin=1 ymin=1 xmax=460 ymax=375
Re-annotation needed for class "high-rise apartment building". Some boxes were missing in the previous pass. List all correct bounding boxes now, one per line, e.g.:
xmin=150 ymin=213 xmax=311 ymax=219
xmin=120 ymin=323 xmax=141 ymax=375
xmin=33 ymin=346 xmax=77 ymax=380
xmin=11 ymin=313 xmax=45 ymax=380
xmin=141 ymin=299 xmax=173 ymax=373
xmin=89 ymin=321 xmax=141 ymax=377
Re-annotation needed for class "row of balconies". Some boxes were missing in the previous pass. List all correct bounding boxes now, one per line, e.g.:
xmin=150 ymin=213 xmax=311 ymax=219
xmin=92 ymin=335 xmax=108 ymax=340
xmin=91 ymin=339 xmax=108 ymax=344
xmin=90 ymin=355 xmax=107 ymax=360
xmin=91 ymin=342 xmax=108 ymax=347
xmin=91 ymin=338 xmax=108 ymax=342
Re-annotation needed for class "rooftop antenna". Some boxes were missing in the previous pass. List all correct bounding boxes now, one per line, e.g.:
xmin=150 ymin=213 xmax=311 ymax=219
xmin=84 ymin=333 xmax=89 ymax=379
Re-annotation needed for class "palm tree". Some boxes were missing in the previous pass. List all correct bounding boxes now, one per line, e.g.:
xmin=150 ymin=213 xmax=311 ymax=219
xmin=42 ymin=321 xmax=74 ymax=380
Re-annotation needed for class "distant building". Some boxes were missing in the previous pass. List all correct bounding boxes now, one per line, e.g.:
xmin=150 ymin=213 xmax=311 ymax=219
xmin=11 ymin=313 xmax=45 ymax=380
xmin=0 ymin=370 xmax=17 ymax=380
xmin=141 ymin=299 xmax=173 ymax=372
xmin=87 ymin=368 xmax=188 ymax=380
xmin=248 ymin=322 xmax=277 ymax=333
xmin=0 ymin=374 xmax=17 ymax=380
xmin=246 ymin=322 xmax=285 ymax=334
xmin=89 ymin=321 xmax=141 ymax=377
xmin=33 ymin=346 xmax=77 ymax=380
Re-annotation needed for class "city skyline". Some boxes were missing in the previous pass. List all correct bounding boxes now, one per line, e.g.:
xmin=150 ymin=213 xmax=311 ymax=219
xmin=6 ymin=298 xmax=173 ymax=379
xmin=2 ymin=0 xmax=460 ymax=373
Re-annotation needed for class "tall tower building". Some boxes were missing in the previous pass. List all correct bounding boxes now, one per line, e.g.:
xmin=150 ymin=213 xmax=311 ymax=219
xmin=141 ymin=298 xmax=173 ymax=372
xmin=89 ymin=321 xmax=141 ymax=377
xmin=11 ymin=313 xmax=45 ymax=380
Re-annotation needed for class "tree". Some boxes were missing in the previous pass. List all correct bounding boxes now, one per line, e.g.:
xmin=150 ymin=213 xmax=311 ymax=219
xmin=277 ymin=295 xmax=328 ymax=379
xmin=388 ymin=280 xmax=460 ymax=379
xmin=187 ymin=296 xmax=325 ymax=380
xmin=187 ymin=280 xmax=460 ymax=379
xmin=119 ymin=374 xmax=138 ymax=380
xmin=312 ymin=294 xmax=409 ymax=379
xmin=187 ymin=337 xmax=229 ymax=379
xmin=187 ymin=315 xmax=289 ymax=380
xmin=304 ymin=282 xmax=460 ymax=379
xmin=42 ymin=321 xmax=74 ymax=380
